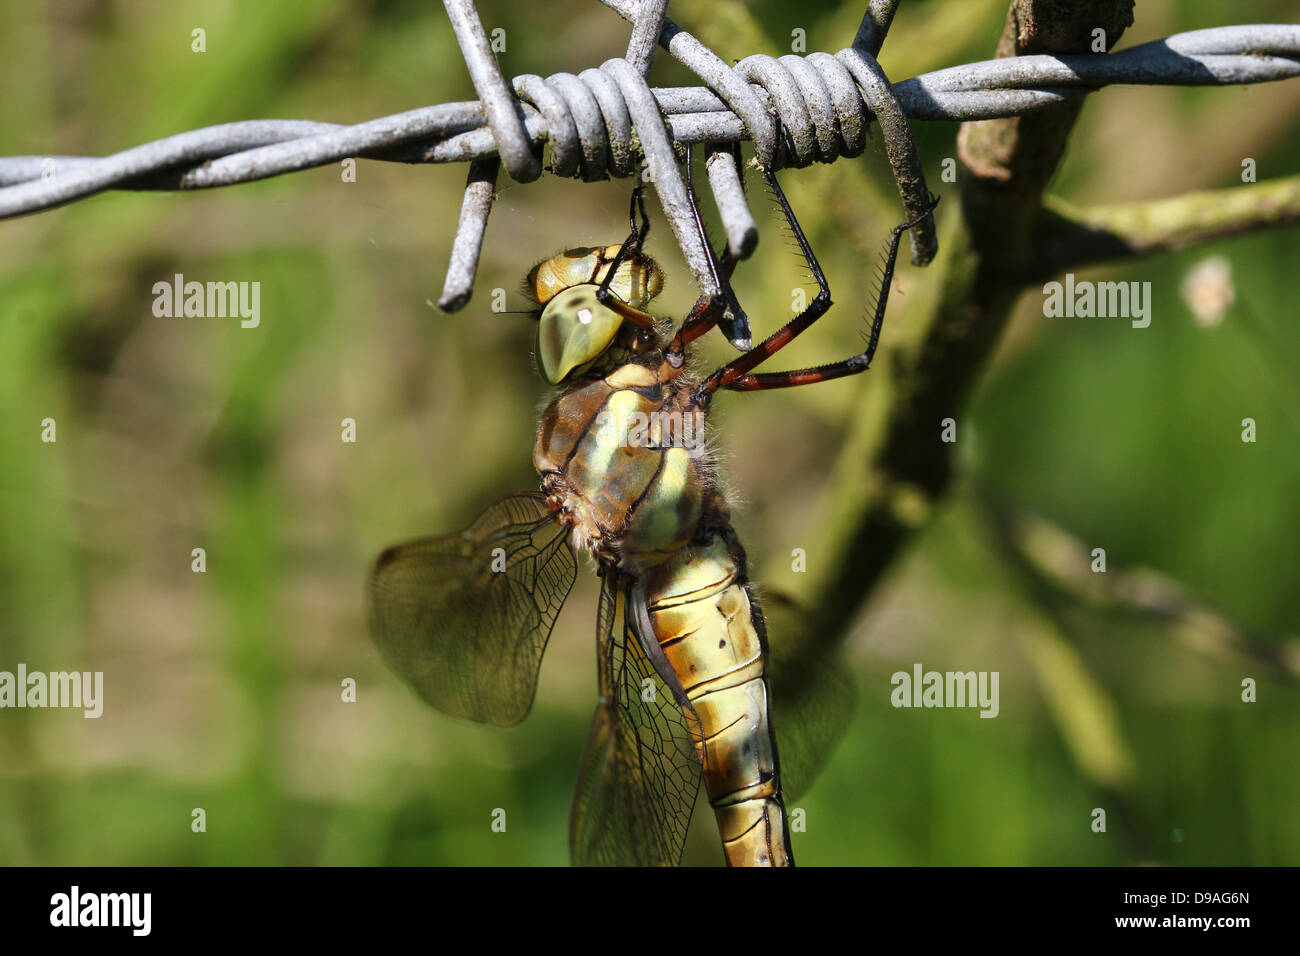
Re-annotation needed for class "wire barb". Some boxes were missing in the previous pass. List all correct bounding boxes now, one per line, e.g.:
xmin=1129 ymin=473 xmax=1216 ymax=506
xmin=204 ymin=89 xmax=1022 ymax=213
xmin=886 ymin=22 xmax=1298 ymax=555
xmin=625 ymin=0 xmax=670 ymax=77
xmin=443 ymin=0 xmax=540 ymax=184
xmin=705 ymin=145 xmax=757 ymax=261
xmin=438 ymin=156 xmax=500 ymax=311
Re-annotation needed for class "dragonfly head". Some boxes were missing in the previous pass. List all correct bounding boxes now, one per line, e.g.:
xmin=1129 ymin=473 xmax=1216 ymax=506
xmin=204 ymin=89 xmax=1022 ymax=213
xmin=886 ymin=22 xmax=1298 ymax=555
xmin=526 ymin=246 xmax=665 ymax=386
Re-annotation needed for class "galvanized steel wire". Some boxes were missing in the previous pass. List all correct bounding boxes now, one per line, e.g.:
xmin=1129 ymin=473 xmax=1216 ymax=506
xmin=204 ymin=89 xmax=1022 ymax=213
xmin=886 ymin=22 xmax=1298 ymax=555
xmin=1 ymin=0 xmax=1297 ymax=317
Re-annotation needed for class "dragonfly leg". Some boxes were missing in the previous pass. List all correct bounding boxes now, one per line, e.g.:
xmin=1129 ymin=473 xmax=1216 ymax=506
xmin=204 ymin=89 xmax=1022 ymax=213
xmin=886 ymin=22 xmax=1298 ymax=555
xmin=694 ymin=164 xmax=836 ymax=398
xmin=588 ymin=172 xmax=662 ymax=338
xmin=722 ymin=194 xmax=940 ymax=392
xmin=595 ymin=171 xmax=652 ymax=304
xmin=631 ymin=173 xmax=650 ymax=249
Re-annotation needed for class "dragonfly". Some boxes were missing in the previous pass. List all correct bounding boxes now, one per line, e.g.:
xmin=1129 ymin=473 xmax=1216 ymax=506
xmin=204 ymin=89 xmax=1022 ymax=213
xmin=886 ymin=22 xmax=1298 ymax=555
xmin=368 ymin=147 xmax=938 ymax=866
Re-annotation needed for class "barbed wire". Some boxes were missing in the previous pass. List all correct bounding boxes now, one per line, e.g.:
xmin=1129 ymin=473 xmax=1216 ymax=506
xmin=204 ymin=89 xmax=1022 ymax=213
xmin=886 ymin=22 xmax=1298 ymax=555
xmin=1 ymin=0 xmax=1297 ymax=322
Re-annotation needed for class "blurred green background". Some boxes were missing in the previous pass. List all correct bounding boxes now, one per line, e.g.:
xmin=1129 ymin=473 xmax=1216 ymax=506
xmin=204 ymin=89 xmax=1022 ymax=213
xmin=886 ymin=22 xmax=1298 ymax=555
xmin=1 ymin=0 xmax=1297 ymax=866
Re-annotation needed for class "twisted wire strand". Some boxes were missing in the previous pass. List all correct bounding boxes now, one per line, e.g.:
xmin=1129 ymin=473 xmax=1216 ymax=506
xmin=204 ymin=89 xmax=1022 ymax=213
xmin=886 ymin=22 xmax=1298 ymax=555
xmin=3 ymin=27 xmax=1294 ymax=203
xmin=1 ymin=11 xmax=1297 ymax=316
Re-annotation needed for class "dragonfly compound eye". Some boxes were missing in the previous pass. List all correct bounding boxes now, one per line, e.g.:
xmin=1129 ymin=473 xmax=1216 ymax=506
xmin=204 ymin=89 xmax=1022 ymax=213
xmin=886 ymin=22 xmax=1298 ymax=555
xmin=535 ymin=285 xmax=623 ymax=385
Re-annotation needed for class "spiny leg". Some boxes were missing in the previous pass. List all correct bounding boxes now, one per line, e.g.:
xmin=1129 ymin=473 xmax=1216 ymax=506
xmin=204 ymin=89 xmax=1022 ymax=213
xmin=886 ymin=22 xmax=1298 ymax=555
xmin=596 ymin=169 xmax=652 ymax=301
xmin=594 ymin=171 xmax=659 ymax=333
xmin=724 ymin=195 xmax=940 ymax=392
xmin=631 ymin=176 xmax=651 ymax=251
xmin=695 ymin=164 xmax=835 ymax=399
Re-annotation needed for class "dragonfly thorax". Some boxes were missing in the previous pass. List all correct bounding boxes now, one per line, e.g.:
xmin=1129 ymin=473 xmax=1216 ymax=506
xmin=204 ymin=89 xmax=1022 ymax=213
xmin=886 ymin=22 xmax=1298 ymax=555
xmin=534 ymin=360 xmax=716 ymax=573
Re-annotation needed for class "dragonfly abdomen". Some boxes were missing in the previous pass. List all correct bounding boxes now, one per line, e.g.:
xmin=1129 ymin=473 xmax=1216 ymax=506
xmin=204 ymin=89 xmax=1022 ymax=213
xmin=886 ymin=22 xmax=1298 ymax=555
xmin=636 ymin=532 xmax=793 ymax=867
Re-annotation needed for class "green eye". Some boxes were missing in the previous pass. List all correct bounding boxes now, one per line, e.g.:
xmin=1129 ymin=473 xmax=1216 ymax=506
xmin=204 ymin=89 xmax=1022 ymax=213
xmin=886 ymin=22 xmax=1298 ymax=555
xmin=536 ymin=286 xmax=623 ymax=384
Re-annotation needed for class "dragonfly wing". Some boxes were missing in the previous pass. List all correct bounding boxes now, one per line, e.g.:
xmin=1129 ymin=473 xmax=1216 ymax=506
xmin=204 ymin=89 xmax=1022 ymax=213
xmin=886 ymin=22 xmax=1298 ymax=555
xmin=761 ymin=592 xmax=858 ymax=802
xmin=366 ymin=491 xmax=576 ymax=727
xmin=570 ymin=572 xmax=702 ymax=866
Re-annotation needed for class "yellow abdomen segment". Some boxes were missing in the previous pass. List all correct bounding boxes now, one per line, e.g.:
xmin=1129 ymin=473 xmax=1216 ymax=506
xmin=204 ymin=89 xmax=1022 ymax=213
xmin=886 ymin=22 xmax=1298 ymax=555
xmin=637 ymin=534 xmax=792 ymax=867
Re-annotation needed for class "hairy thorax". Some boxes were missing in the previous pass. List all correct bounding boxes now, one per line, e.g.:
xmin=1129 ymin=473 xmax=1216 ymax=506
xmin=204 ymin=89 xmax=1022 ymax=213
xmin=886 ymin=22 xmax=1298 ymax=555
xmin=534 ymin=360 xmax=718 ymax=572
